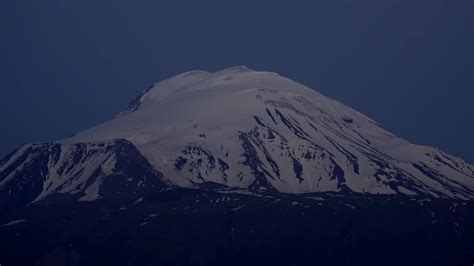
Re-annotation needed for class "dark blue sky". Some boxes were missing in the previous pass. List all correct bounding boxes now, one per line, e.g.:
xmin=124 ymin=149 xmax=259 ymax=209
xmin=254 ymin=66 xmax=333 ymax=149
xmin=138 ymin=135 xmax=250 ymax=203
xmin=1 ymin=0 xmax=473 ymax=162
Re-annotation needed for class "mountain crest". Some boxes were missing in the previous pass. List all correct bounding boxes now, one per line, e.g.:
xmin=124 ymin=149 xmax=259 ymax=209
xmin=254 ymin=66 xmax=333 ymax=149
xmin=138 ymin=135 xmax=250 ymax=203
xmin=1 ymin=67 xmax=473 ymax=208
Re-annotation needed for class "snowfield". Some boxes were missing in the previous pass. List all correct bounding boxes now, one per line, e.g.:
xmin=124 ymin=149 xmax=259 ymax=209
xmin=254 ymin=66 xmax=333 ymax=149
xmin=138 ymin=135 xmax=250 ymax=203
xmin=1 ymin=66 xmax=473 ymax=206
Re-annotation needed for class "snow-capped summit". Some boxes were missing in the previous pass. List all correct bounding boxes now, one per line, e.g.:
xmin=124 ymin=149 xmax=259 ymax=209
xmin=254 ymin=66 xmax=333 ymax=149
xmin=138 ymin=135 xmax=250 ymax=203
xmin=1 ymin=67 xmax=473 ymax=207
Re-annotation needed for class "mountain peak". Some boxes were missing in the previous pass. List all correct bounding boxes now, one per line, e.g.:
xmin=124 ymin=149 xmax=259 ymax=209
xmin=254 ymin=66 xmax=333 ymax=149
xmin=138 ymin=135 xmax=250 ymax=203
xmin=1 ymin=69 xmax=473 ymax=207
xmin=217 ymin=65 xmax=255 ymax=73
xmin=67 ymin=69 xmax=474 ymax=198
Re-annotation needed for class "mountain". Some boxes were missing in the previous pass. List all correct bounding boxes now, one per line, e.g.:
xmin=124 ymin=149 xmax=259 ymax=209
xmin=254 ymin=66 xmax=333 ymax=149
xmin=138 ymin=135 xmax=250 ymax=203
xmin=1 ymin=66 xmax=473 ymax=209
xmin=0 ymin=139 xmax=164 ymax=210
xmin=1 ymin=66 xmax=474 ymax=266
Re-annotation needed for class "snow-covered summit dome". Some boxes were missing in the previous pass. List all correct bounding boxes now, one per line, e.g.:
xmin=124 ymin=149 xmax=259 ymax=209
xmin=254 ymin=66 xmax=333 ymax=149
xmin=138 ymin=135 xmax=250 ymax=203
xmin=1 ymin=67 xmax=473 ymax=206
xmin=65 ymin=67 xmax=474 ymax=198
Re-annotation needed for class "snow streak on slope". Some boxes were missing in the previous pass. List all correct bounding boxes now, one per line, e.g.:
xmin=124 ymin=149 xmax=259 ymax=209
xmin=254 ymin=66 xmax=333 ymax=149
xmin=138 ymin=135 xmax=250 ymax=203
xmin=60 ymin=66 xmax=474 ymax=199
xmin=0 ymin=139 xmax=164 ymax=208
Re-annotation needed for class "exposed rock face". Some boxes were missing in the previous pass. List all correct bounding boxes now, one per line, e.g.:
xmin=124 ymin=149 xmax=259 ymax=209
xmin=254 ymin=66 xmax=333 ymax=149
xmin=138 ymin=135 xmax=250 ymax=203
xmin=1 ymin=67 xmax=473 ymax=208
xmin=0 ymin=139 xmax=164 ymax=209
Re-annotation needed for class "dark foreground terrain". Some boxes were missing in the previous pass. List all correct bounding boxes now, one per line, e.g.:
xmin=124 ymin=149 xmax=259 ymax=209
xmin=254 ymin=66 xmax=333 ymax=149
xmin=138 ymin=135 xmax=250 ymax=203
xmin=0 ymin=189 xmax=473 ymax=266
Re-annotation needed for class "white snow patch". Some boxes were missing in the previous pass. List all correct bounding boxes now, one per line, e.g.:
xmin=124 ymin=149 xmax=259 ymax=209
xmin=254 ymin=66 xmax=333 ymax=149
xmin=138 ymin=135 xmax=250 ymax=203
xmin=134 ymin=197 xmax=144 ymax=204
xmin=232 ymin=204 xmax=246 ymax=211
xmin=1 ymin=219 xmax=26 ymax=227
xmin=344 ymin=204 xmax=357 ymax=210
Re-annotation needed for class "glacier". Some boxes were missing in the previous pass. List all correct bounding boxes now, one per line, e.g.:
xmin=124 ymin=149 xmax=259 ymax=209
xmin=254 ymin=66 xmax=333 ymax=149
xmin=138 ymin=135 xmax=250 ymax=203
xmin=1 ymin=66 xmax=473 ymax=207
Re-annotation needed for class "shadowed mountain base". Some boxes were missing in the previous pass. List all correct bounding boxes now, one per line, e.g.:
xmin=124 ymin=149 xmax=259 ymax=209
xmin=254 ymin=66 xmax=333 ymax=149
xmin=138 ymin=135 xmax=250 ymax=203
xmin=1 ymin=189 xmax=473 ymax=266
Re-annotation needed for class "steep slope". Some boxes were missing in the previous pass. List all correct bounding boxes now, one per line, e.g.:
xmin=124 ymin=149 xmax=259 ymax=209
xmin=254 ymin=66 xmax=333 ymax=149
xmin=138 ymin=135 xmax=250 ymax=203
xmin=0 ymin=139 xmax=164 ymax=209
xmin=1 ymin=66 xmax=473 ymax=204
